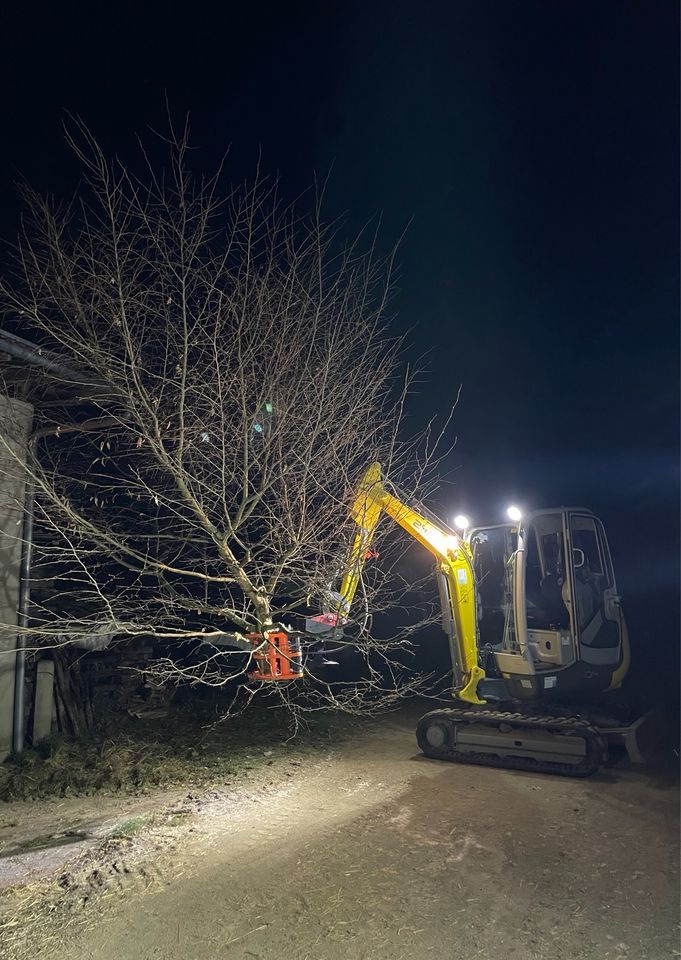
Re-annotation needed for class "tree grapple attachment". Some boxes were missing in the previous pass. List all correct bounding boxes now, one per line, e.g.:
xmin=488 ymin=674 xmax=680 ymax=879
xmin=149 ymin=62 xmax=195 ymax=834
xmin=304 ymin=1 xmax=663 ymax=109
xmin=247 ymin=631 xmax=304 ymax=681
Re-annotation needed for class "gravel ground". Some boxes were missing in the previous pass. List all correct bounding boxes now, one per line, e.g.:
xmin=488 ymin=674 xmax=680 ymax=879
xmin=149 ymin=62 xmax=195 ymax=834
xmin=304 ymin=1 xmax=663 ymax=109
xmin=1 ymin=703 xmax=678 ymax=960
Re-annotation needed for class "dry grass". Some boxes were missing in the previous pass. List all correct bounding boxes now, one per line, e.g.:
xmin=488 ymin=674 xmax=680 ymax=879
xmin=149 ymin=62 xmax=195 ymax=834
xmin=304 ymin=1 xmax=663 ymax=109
xmin=0 ymin=706 xmax=363 ymax=802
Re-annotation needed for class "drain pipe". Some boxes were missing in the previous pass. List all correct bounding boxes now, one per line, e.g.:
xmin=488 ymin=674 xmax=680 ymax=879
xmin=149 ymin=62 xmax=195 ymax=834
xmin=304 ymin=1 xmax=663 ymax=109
xmin=12 ymin=462 xmax=35 ymax=754
xmin=11 ymin=415 xmax=123 ymax=753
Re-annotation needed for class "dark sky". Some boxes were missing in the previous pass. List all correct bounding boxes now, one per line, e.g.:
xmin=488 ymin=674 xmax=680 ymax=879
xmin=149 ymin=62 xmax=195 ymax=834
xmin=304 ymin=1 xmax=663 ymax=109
xmin=1 ymin=2 xmax=678 ymax=652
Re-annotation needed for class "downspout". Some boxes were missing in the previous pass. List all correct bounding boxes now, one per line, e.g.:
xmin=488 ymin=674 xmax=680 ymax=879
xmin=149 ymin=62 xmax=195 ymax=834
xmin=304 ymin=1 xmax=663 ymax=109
xmin=12 ymin=416 xmax=122 ymax=753
xmin=12 ymin=449 xmax=35 ymax=754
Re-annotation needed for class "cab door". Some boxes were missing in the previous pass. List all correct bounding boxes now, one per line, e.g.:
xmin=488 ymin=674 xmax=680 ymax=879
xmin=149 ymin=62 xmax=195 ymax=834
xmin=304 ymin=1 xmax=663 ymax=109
xmin=566 ymin=513 xmax=622 ymax=664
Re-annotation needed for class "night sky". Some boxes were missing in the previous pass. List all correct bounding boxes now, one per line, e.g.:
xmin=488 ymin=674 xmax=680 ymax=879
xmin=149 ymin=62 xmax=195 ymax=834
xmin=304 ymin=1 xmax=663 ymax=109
xmin=1 ymin=2 xmax=678 ymax=694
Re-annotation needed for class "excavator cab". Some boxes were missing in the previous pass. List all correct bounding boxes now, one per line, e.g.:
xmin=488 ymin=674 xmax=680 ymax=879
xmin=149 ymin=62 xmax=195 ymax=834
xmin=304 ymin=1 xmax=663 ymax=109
xmin=470 ymin=509 xmax=627 ymax=702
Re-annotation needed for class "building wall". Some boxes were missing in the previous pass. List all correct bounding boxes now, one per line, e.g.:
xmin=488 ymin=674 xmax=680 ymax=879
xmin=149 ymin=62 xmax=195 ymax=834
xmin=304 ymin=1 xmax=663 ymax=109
xmin=0 ymin=395 xmax=33 ymax=761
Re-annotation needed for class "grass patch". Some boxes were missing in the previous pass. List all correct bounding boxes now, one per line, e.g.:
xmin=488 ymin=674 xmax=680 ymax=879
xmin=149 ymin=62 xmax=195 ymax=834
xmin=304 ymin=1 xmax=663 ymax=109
xmin=111 ymin=815 xmax=151 ymax=838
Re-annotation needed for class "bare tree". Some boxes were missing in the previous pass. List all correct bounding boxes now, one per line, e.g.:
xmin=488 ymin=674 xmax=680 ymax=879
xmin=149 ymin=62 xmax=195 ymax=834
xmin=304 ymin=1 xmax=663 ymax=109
xmin=0 ymin=121 xmax=448 ymax=711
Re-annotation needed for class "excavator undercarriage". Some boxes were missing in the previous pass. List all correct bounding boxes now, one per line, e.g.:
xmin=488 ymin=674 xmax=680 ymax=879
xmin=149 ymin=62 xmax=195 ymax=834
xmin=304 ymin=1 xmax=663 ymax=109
xmin=416 ymin=707 xmax=607 ymax=777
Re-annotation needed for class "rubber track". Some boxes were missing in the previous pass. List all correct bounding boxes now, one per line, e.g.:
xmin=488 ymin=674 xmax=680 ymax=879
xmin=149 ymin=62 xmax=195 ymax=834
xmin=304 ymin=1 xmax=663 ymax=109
xmin=415 ymin=707 xmax=608 ymax=778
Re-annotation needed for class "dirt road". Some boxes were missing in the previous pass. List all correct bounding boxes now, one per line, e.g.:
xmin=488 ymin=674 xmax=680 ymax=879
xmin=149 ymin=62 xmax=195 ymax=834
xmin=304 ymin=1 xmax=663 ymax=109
xmin=4 ymin=707 xmax=679 ymax=960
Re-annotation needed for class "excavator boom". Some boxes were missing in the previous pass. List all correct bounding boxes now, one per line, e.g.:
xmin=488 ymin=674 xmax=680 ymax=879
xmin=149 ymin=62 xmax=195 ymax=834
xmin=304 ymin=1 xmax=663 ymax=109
xmin=332 ymin=463 xmax=485 ymax=704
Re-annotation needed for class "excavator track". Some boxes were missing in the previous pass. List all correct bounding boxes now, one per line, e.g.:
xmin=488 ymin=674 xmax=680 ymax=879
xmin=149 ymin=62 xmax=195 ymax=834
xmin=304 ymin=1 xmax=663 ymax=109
xmin=416 ymin=707 xmax=608 ymax=778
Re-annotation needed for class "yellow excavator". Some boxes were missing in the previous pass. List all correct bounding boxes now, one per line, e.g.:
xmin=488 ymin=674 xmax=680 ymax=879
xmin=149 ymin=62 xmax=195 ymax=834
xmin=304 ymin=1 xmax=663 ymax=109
xmin=306 ymin=463 xmax=643 ymax=777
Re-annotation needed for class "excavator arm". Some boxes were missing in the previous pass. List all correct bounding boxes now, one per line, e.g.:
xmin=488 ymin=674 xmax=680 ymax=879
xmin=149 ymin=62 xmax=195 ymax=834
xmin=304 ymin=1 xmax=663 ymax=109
xmin=329 ymin=463 xmax=486 ymax=704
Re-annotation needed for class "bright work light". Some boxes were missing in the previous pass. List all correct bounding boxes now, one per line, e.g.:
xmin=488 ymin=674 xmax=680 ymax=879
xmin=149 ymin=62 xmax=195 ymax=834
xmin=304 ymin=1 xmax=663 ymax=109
xmin=506 ymin=505 xmax=522 ymax=523
xmin=453 ymin=514 xmax=470 ymax=531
